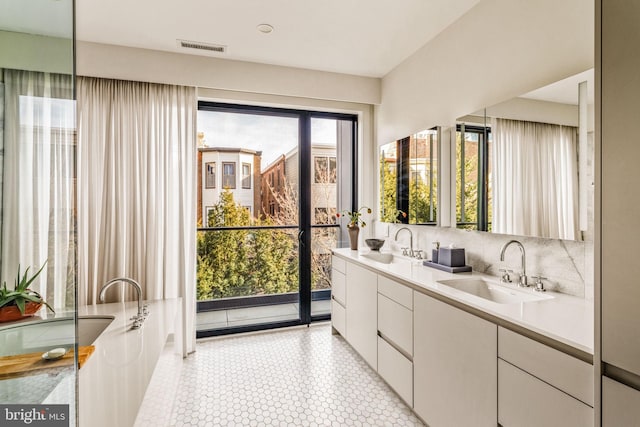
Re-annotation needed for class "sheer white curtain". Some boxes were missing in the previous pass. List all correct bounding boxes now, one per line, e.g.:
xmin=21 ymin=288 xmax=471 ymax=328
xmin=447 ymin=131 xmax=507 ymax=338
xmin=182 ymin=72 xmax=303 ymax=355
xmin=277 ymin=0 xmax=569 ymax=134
xmin=77 ymin=77 xmax=196 ymax=354
xmin=492 ymin=118 xmax=579 ymax=240
xmin=1 ymin=69 xmax=76 ymax=310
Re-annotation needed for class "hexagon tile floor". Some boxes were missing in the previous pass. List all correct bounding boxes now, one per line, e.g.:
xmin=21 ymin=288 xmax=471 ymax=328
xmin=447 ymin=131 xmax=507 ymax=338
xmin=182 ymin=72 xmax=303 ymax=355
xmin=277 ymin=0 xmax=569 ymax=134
xmin=136 ymin=322 xmax=424 ymax=426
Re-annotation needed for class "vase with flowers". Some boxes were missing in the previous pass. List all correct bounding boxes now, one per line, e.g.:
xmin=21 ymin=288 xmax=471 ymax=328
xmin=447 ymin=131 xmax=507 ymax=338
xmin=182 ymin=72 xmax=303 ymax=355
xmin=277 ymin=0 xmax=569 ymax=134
xmin=336 ymin=206 xmax=372 ymax=250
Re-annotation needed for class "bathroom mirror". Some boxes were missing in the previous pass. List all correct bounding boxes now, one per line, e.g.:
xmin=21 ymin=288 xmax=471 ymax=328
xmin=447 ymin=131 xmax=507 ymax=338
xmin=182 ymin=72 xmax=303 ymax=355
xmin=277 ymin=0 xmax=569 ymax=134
xmin=454 ymin=69 xmax=594 ymax=241
xmin=379 ymin=128 xmax=438 ymax=225
xmin=0 ymin=0 xmax=76 ymax=409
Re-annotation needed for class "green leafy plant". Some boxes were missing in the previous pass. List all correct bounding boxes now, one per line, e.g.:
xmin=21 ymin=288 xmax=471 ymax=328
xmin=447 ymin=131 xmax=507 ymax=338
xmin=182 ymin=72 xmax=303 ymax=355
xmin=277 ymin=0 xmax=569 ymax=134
xmin=0 ymin=263 xmax=53 ymax=315
xmin=337 ymin=206 xmax=372 ymax=227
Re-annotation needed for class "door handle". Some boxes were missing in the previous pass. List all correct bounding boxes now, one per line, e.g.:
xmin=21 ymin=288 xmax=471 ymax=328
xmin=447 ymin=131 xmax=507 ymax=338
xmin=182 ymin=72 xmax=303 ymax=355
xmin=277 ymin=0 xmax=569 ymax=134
xmin=298 ymin=230 xmax=304 ymax=246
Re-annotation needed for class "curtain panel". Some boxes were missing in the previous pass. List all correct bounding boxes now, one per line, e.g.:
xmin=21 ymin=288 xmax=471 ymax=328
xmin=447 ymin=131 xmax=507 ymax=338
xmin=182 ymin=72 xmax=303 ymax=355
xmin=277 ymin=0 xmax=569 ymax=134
xmin=77 ymin=77 xmax=196 ymax=354
xmin=491 ymin=118 xmax=579 ymax=240
xmin=1 ymin=69 xmax=76 ymax=310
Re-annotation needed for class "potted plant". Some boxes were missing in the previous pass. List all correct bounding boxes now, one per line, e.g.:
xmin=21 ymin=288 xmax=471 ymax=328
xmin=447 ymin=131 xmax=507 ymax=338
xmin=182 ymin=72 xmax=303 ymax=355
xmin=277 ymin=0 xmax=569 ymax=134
xmin=0 ymin=263 xmax=53 ymax=323
xmin=337 ymin=206 xmax=372 ymax=250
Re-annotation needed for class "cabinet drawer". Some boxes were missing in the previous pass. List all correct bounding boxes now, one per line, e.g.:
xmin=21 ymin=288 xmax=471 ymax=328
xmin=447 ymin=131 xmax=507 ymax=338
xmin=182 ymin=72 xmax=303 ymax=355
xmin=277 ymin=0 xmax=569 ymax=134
xmin=332 ymin=269 xmax=346 ymax=306
xmin=332 ymin=255 xmax=346 ymax=274
xmin=331 ymin=299 xmax=346 ymax=337
xmin=499 ymin=359 xmax=593 ymax=427
xmin=498 ymin=327 xmax=593 ymax=406
xmin=378 ymin=336 xmax=413 ymax=407
xmin=377 ymin=275 xmax=412 ymax=309
xmin=603 ymin=376 xmax=640 ymax=426
xmin=378 ymin=294 xmax=413 ymax=356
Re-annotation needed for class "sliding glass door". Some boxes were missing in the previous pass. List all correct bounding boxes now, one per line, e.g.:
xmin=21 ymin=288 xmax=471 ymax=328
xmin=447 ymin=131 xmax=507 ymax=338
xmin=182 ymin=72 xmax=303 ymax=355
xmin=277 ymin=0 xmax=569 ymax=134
xmin=196 ymin=102 xmax=356 ymax=336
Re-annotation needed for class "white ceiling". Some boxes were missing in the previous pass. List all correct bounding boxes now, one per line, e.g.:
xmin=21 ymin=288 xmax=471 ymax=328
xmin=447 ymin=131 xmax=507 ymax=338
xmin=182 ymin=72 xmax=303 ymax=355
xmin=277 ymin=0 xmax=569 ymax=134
xmin=75 ymin=0 xmax=481 ymax=78
xmin=0 ymin=0 xmax=73 ymax=38
xmin=520 ymin=68 xmax=595 ymax=105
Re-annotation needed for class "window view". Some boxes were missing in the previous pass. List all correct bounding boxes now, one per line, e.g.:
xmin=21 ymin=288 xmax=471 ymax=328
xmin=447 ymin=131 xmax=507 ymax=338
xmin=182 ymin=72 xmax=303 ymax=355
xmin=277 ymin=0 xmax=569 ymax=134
xmin=205 ymin=162 xmax=216 ymax=188
xmin=379 ymin=129 xmax=438 ymax=224
xmin=222 ymin=162 xmax=236 ymax=189
xmin=456 ymin=124 xmax=492 ymax=231
xmin=242 ymin=163 xmax=251 ymax=189
xmin=196 ymin=105 xmax=354 ymax=335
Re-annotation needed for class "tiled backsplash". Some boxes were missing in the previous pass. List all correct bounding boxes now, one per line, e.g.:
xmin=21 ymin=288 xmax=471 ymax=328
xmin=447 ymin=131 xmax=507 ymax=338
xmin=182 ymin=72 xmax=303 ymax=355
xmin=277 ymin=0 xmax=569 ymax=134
xmin=372 ymin=223 xmax=594 ymax=300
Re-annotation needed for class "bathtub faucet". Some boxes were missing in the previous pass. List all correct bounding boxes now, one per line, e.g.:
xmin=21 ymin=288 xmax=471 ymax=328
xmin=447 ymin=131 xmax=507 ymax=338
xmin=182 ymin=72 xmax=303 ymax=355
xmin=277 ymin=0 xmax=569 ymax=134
xmin=99 ymin=277 xmax=148 ymax=329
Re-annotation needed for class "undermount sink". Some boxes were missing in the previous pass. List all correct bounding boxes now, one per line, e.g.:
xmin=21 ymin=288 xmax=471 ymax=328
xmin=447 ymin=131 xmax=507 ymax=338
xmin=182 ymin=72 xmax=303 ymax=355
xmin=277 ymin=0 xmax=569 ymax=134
xmin=0 ymin=315 xmax=114 ymax=357
xmin=77 ymin=315 xmax=115 ymax=346
xmin=361 ymin=252 xmax=409 ymax=265
xmin=436 ymin=278 xmax=552 ymax=304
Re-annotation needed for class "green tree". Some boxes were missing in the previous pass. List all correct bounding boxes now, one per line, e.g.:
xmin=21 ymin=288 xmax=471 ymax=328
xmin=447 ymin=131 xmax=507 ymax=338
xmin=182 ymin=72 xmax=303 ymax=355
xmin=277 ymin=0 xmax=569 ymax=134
xmin=456 ymin=136 xmax=479 ymax=229
xmin=250 ymin=219 xmax=299 ymax=295
xmin=197 ymin=190 xmax=251 ymax=300
xmin=380 ymin=156 xmax=398 ymax=222
xmin=409 ymin=174 xmax=437 ymax=223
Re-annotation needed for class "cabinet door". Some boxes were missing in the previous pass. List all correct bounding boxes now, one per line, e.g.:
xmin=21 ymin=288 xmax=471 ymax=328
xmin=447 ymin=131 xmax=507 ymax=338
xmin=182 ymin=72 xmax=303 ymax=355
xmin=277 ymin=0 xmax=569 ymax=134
xmin=601 ymin=0 xmax=640 ymax=374
xmin=378 ymin=336 xmax=413 ymax=406
xmin=345 ymin=262 xmax=377 ymax=369
xmin=603 ymin=376 xmax=640 ymax=427
xmin=499 ymin=359 xmax=593 ymax=427
xmin=378 ymin=293 xmax=412 ymax=356
xmin=414 ymin=292 xmax=497 ymax=427
xmin=331 ymin=299 xmax=346 ymax=337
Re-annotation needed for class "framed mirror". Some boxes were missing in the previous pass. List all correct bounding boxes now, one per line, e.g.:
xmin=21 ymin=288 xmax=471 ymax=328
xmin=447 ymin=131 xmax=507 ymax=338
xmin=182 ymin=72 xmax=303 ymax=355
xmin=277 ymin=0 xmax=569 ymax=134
xmin=454 ymin=69 xmax=594 ymax=241
xmin=379 ymin=128 xmax=438 ymax=225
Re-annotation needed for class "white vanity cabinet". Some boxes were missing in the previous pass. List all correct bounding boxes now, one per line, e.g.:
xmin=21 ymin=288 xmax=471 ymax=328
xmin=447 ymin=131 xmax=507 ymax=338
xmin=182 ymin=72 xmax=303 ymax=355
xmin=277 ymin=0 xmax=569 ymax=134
xmin=330 ymin=255 xmax=347 ymax=336
xmin=497 ymin=327 xmax=593 ymax=427
xmin=344 ymin=261 xmax=378 ymax=369
xmin=377 ymin=275 xmax=413 ymax=406
xmin=413 ymin=292 xmax=497 ymax=427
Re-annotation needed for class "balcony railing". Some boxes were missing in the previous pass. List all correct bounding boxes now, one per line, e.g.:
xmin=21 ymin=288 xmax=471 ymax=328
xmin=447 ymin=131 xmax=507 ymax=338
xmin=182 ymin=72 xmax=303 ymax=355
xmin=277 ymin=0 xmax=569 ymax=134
xmin=196 ymin=224 xmax=339 ymax=312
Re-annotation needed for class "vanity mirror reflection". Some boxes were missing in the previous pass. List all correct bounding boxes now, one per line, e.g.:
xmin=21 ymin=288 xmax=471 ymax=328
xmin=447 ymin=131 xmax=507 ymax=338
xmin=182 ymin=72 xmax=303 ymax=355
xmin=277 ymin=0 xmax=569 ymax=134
xmin=455 ymin=69 xmax=594 ymax=241
xmin=379 ymin=128 xmax=438 ymax=225
xmin=379 ymin=69 xmax=594 ymax=243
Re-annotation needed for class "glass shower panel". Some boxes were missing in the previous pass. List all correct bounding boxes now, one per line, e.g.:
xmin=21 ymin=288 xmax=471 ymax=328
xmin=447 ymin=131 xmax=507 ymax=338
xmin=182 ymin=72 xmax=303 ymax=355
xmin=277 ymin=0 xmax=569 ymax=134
xmin=0 ymin=0 xmax=76 ymax=425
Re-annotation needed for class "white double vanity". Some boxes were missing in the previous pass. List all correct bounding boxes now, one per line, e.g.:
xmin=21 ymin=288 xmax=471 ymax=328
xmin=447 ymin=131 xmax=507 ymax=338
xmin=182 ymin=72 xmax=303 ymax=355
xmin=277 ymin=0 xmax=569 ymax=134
xmin=331 ymin=248 xmax=593 ymax=427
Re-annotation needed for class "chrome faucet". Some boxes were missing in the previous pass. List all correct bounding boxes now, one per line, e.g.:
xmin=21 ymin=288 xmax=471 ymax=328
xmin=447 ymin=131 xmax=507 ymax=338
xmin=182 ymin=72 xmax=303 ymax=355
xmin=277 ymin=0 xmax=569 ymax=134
xmin=99 ymin=277 xmax=148 ymax=329
xmin=395 ymin=227 xmax=414 ymax=257
xmin=499 ymin=240 xmax=528 ymax=287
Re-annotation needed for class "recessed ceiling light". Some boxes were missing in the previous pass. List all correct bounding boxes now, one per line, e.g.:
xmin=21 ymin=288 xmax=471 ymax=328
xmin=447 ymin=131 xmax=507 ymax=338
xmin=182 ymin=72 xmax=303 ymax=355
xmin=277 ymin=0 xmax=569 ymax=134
xmin=257 ymin=24 xmax=274 ymax=34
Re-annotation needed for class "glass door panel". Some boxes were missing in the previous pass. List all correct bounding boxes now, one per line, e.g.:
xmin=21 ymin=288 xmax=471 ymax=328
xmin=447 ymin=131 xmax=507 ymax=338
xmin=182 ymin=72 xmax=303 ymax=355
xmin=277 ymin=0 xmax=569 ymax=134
xmin=309 ymin=117 xmax=354 ymax=318
xmin=196 ymin=107 xmax=301 ymax=333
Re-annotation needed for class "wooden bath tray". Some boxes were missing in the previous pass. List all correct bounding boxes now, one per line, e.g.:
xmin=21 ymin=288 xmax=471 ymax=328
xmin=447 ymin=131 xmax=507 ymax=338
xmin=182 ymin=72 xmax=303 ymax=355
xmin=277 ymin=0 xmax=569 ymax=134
xmin=0 ymin=345 xmax=95 ymax=380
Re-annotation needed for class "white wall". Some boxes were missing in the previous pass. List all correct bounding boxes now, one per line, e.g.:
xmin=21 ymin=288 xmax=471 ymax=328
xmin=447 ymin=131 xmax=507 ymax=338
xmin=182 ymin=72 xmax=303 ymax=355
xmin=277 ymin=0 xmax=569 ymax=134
xmin=0 ymin=30 xmax=73 ymax=74
xmin=376 ymin=0 xmax=594 ymax=145
xmin=76 ymin=41 xmax=380 ymax=105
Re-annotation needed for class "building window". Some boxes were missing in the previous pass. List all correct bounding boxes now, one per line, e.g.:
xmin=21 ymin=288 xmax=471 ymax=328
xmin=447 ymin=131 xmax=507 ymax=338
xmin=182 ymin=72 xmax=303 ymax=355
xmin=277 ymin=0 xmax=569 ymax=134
xmin=314 ymin=156 xmax=337 ymax=183
xmin=205 ymin=206 xmax=215 ymax=227
xmin=222 ymin=162 xmax=236 ymax=189
xmin=242 ymin=163 xmax=251 ymax=189
xmin=205 ymin=162 xmax=216 ymax=189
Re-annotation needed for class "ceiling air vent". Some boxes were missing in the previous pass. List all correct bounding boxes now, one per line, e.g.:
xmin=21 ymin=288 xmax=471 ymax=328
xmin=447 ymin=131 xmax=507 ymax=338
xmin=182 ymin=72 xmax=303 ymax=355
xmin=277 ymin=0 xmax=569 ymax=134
xmin=177 ymin=39 xmax=226 ymax=53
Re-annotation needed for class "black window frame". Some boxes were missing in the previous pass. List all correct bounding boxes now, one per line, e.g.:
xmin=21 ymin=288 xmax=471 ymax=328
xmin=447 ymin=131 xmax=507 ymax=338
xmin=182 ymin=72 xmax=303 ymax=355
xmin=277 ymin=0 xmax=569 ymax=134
xmin=456 ymin=123 xmax=491 ymax=231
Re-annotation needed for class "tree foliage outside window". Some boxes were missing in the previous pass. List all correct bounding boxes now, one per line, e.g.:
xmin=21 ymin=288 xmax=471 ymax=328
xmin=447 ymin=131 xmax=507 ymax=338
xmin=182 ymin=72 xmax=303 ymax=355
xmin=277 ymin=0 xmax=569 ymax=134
xmin=197 ymin=189 xmax=299 ymax=300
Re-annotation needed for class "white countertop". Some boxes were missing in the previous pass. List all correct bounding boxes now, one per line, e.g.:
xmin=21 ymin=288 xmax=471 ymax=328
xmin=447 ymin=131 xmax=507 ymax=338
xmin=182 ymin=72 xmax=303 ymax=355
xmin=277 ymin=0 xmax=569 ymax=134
xmin=333 ymin=248 xmax=594 ymax=356
xmin=78 ymin=298 xmax=181 ymax=427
